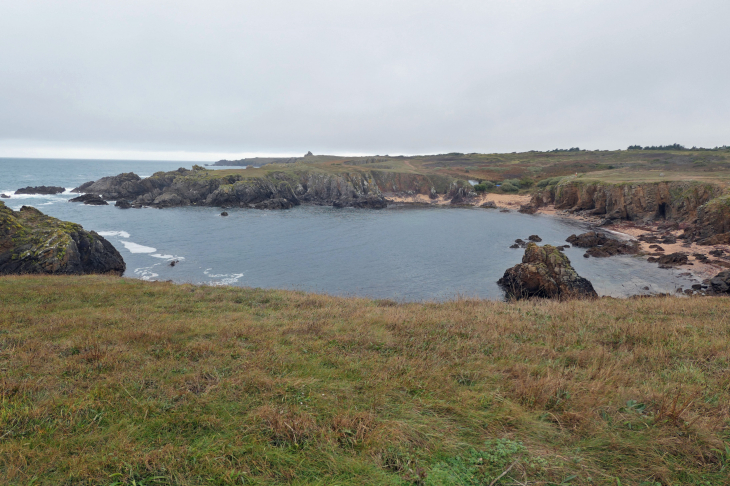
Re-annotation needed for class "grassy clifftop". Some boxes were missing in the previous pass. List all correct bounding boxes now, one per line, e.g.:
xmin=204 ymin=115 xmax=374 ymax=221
xmin=2 ymin=276 xmax=729 ymax=485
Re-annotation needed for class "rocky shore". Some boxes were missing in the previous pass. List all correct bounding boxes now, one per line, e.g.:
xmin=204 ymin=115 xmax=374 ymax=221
xmin=0 ymin=201 xmax=125 ymax=275
xmin=70 ymin=165 xmax=476 ymax=210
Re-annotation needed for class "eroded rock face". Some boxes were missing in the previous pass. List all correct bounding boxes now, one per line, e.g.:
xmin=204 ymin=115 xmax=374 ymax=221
xmin=566 ymin=231 xmax=639 ymax=258
xmin=0 ymin=202 xmax=125 ymax=275
xmin=498 ymin=243 xmax=597 ymax=300
xmin=15 ymin=186 xmax=65 ymax=195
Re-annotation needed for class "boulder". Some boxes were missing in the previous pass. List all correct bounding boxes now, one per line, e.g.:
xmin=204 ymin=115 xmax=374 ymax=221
xmin=498 ymin=243 xmax=598 ymax=300
xmin=518 ymin=204 xmax=538 ymax=214
xmin=0 ymin=202 xmax=125 ymax=275
xmin=69 ymin=194 xmax=108 ymax=205
xmin=115 ymin=200 xmax=132 ymax=209
xmin=480 ymin=201 xmax=497 ymax=209
xmin=528 ymin=235 xmax=542 ymax=242
xmin=220 ymin=211 xmax=229 ymax=216
xmin=15 ymin=186 xmax=65 ymax=195
xmin=566 ymin=231 xmax=639 ymax=257
xmin=710 ymin=270 xmax=730 ymax=293
xmin=656 ymin=252 xmax=689 ymax=267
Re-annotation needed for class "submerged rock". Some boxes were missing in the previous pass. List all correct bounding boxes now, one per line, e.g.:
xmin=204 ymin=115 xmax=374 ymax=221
xmin=69 ymin=194 xmax=108 ymax=205
xmin=498 ymin=243 xmax=597 ymax=300
xmin=0 ymin=202 xmax=125 ymax=275
xmin=15 ymin=186 xmax=65 ymax=195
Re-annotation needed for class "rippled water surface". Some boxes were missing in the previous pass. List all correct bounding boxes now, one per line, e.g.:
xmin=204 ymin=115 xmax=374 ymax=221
xmin=1 ymin=158 xmax=699 ymax=300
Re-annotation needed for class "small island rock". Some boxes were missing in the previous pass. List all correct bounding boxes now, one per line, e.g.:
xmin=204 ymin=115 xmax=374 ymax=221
xmin=498 ymin=243 xmax=597 ymax=300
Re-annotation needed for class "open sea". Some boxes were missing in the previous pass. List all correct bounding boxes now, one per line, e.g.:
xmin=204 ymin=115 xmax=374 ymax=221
xmin=1 ymin=158 xmax=699 ymax=301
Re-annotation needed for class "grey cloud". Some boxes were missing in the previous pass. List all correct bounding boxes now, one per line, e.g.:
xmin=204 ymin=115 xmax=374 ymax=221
xmin=0 ymin=0 xmax=728 ymax=158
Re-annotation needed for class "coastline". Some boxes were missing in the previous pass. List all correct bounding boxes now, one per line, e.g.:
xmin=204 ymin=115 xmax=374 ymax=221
xmin=387 ymin=192 xmax=727 ymax=287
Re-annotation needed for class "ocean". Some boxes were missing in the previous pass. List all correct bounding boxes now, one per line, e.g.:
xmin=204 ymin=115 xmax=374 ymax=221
xmin=1 ymin=157 xmax=698 ymax=300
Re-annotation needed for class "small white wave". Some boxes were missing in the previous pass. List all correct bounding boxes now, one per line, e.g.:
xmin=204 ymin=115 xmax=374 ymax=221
xmin=121 ymin=241 xmax=157 ymax=253
xmin=150 ymin=253 xmax=185 ymax=260
xmin=98 ymin=231 xmax=131 ymax=238
xmin=204 ymin=268 xmax=244 ymax=285
xmin=134 ymin=264 xmax=160 ymax=281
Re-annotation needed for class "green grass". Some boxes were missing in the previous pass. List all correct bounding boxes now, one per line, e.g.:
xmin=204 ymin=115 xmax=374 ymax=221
xmin=1 ymin=276 xmax=729 ymax=485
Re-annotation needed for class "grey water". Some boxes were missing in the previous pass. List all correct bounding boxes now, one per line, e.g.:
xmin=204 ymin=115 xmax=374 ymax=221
xmin=1 ymin=158 xmax=698 ymax=301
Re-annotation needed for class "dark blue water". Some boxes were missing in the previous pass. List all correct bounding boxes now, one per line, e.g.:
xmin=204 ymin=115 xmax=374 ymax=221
xmin=1 ymin=158 xmax=697 ymax=300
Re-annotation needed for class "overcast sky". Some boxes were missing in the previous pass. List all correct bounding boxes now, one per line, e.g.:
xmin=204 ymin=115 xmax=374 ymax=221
xmin=1 ymin=0 xmax=728 ymax=161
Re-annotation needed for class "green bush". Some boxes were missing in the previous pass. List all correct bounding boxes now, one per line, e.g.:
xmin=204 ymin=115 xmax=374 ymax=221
xmin=474 ymin=181 xmax=495 ymax=193
xmin=500 ymin=182 xmax=518 ymax=193
xmin=519 ymin=177 xmax=534 ymax=188
xmin=536 ymin=177 xmax=564 ymax=188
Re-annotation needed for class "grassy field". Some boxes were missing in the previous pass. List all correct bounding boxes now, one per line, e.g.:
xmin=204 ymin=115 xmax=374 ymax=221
xmin=212 ymin=149 xmax=730 ymax=193
xmin=1 ymin=276 xmax=729 ymax=485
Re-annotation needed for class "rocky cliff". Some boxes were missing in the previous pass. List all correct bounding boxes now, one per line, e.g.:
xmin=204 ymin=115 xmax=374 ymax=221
xmin=531 ymin=179 xmax=721 ymax=222
xmin=0 ymin=202 xmax=125 ymax=275
xmin=73 ymin=166 xmax=475 ymax=210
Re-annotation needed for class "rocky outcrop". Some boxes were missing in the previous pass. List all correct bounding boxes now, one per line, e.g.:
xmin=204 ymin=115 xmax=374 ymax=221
xmin=15 ymin=186 xmax=65 ymax=195
xmin=72 ymin=166 xmax=473 ymax=210
xmin=498 ymin=243 xmax=598 ymax=300
xmin=532 ymin=180 xmax=720 ymax=222
xmin=69 ymin=194 xmax=108 ymax=205
xmin=710 ymin=270 xmax=730 ymax=293
xmin=0 ymin=202 xmax=125 ymax=275
xmin=566 ymin=231 xmax=639 ymax=258
xmin=115 ymin=200 xmax=132 ymax=209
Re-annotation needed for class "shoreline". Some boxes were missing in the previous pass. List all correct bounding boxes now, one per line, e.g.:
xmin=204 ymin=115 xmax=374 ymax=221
xmin=386 ymin=192 xmax=727 ymax=288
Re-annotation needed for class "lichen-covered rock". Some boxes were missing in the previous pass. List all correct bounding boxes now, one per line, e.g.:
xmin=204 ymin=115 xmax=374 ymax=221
xmin=498 ymin=243 xmax=597 ymax=300
xmin=0 ymin=202 xmax=125 ymax=275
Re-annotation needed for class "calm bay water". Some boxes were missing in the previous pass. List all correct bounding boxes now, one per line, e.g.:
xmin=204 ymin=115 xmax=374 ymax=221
xmin=1 ymin=158 xmax=698 ymax=300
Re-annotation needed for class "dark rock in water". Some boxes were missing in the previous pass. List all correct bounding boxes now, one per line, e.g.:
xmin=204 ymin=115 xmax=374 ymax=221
xmin=0 ymin=194 xmax=10 ymax=198
xmin=514 ymin=239 xmax=526 ymax=248
xmin=480 ymin=201 xmax=497 ymax=209
xmin=528 ymin=235 xmax=542 ymax=242
xmin=333 ymin=195 xmax=387 ymax=209
xmin=566 ymin=231 xmax=638 ymax=258
xmin=115 ymin=200 xmax=132 ymax=209
xmin=0 ymin=202 xmax=125 ymax=275
xmin=710 ymin=270 xmax=730 ymax=293
xmin=499 ymin=209 xmax=510 ymax=213
xmin=655 ymin=252 xmax=689 ymax=267
xmin=15 ymin=186 xmax=65 ymax=195
xmin=518 ymin=204 xmax=538 ymax=214
xmin=509 ymin=244 xmax=520 ymax=249
xmin=169 ymin=260 xmax=179 ymax=267
xmin=69 ymin=194 xmax=108 ymax=205
xmin=221 ymin=211 xmax=228 ymax=216
xmin=498 ymin=243 xmax=597 ymax=300
xmin=692 ymin=284 xmax=702 ymax=290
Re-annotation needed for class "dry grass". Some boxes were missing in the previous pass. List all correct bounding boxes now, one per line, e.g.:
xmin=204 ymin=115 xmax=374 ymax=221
xmin=1 ymin=275 xmax=729 ymax=485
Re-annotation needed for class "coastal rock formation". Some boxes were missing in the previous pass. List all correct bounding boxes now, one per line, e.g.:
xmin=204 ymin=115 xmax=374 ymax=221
xmin=532 ymin=180 xmax=720 ymax=222
xmin=69 ymin=194 xmax=108 ymax=205
xmin=71 ymin=166 xmax=473 ymax=210
xmin=566 ymin=231 xmax=639 ymax=257
xmin=115 ymin=200 xmax=132 ymax=209
xmin=710 ymin=270 xmax=730 ymax=293
xmin=0 ymin=202 xmax=125 ymax=275
xmin=1 ymin=194 xmax=10 ymax=198
xmin=647 ymin=252 xmax=689 ymax=267
xmin=498 ymin=243 xmax=597 ymax=300
xmin=15 ymin=186 xmax=65 ymax=195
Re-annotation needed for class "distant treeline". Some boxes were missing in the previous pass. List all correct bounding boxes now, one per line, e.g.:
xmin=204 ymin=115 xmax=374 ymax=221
xmin=628 ymin=144 xmax=730 ymax=151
